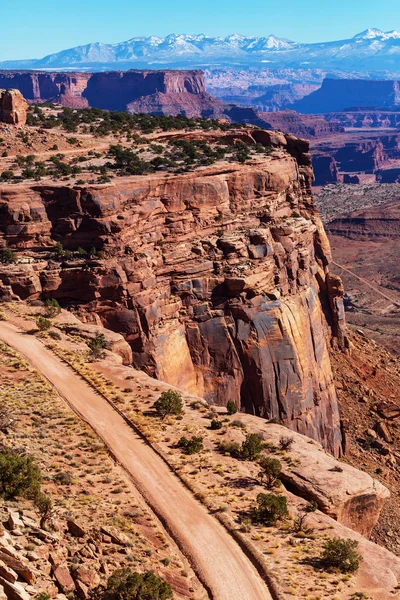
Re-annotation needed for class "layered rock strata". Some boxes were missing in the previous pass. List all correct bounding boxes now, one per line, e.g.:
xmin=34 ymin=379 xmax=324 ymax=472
xmin=0 ymin=130 xmax=346 ymax=455
xmin=0 ymin=89 xmax=28 ymax=125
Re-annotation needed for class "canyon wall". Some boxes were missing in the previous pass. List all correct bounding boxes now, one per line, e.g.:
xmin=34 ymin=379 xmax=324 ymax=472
xmin=0 ymin=130 xmax=346 ymax=456
xmin=0 ymin=70 xmax=222 ymax=116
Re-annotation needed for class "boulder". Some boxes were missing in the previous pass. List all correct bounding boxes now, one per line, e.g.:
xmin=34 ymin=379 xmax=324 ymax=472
xmin=53 ymin=565 xmax=75 ymax=594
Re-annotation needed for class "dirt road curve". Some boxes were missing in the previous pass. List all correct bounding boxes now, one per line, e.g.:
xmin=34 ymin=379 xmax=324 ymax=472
xmin=0 ymin=322 xmax=272 ymax=600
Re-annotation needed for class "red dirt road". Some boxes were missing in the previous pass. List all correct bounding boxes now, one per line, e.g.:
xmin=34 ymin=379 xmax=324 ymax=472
xmin=0 ymin=321 xmax=272 ymax=600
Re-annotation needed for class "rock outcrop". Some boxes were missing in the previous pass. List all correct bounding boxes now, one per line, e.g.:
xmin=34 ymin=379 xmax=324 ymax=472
xmin=0 ymin=130 xmax=346 ymax=456
xmin=0 ymin=90 xmax=28 ymax=126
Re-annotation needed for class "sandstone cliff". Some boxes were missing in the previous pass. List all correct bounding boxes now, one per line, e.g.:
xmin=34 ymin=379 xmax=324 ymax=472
xmin=0 ymin=89 xmax=28 ymax=125
xmin=0 ymin=70 xmax=222 ymax=116
xmin=0 ymin=129 xmax=346 ymax=456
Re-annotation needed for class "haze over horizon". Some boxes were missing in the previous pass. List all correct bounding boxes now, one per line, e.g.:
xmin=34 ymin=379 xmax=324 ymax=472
xmin=1 ymin=0 xmax=400 ymax=61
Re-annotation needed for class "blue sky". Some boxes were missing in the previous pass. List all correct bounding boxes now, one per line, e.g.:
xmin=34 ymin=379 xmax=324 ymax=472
xmin=1 ymin=0 xmax=400 ymax=60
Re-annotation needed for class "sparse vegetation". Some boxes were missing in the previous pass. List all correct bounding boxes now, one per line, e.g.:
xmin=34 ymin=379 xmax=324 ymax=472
xmin=226 ymin=400 xmax=238 ymax=415
xmin=44 ymin=298 xmax=61 ymax=318
xmin=103 ymin=568 xmax=173 ymax=600
xmin=0 ymin=445 xmax=41 ymax=500
xmin=258 ymin=456 xmax=282 ymax=488
xmin=36 ymin=316 xmax=51 ymax=331
xmin=0 ymin=248 xmax=17 ymax=264
xmin=241 ymin=433 xmax=263 ymax=461
xmin=251 ymin=493 xmax=289 ymax=525
xmin=88 ymin=333 xmax=108 ymax=357
xmin=154 ymin=390 xmax=183 ymax=418
xmin=319 ymin=538 xmax=362 ymax=573
xmin=177 ymin=436 xmax=204 ymax=455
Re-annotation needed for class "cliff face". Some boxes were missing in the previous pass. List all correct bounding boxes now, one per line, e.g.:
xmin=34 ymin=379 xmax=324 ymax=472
xmin=0 ymin=70 xmax=219 ymax=115
xmin=0 ymin=130 xmax=346 ymax=456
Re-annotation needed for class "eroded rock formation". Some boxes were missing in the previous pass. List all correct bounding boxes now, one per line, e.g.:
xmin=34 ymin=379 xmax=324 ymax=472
xmin=0 ymin=89 xmax=28 ymax=125
xmin=0 ymin=130 xmax=346 ymax=455
xmin=0 ymin=70 xmax=223 ymax=116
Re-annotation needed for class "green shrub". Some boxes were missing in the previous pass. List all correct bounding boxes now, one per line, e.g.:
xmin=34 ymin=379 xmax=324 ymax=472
xmin=219 ymin=440 xmax=241 ymax=457
xmin=241 ymin=433 xmax=263 ymax=461
xmin=44 ymin=298 xmax=61 ymax=318
xmin=251 ymin=493 xmax=288 ymax=525
xmin=36 ymin=316 xmax=51 ymax=331
xmin=154 ymin=390 xmax=183 ymax=418
xmin=177 ymin=436 xmax=203 ymax=455
xmin=320 ymin=538 xmax=362 ymax=573
xmin=258 ymin=456 xmax=282 ymax=488
xmin=104 ymin=568 xmax=172 ymax=599
xmin=0 ymin=249 xmax=17 ymax=264
xmin=226 ymin=400 xmax=238 ymax=415
xmin=210 ymin=419 xmax=223 ymax=430
xmin=0 ymin=446 xmax=41 ymax=500
xmin=88 ymin=333 xmax=108 ymax=357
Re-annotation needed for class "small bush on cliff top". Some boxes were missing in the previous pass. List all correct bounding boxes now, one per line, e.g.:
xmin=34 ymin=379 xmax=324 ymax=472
xmin=104 ymin=568 xmax=172 ymax=600
xmin=154 ymin=390 xmax=183 ymax=418
xmin=319 ymin=538 xmax=362 ymax=574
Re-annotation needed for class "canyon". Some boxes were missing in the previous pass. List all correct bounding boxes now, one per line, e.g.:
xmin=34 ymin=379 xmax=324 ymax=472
xmin=0 ymin=122 xmax=346 ymax=457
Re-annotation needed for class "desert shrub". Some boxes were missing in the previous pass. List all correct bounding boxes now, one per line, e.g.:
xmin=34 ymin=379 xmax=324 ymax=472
xmin=279 ymin=436 xmax=294 ymax=451
xmin=226 ymin=400 xmax=238 ymax=415
xmin=210 ymin=419 xmax=223 ymax=430
xmin=88 ymin=333 xmax=108 ymax=357
xmin=104 ymin=568 xmax=172 ymax=600
xmin=251 ymin=493 xmax=288 ymax=525
xmin=241 ymin=433 xmax=263 ymax=461
xmin=53 ymin=471 xmax=73 ymax=485
xmin=230 ymin=419 xmax=246 ymax=429
xmin=177 ymin=436 xmax=203 ymax=455
xmin=320 ymin=538 xmax=362 ymax=573
xmin=35 ymin=594 xmax=51 ymax=600
xmin=0 ymin=249 xmax=17 ymax=264
xmin=154 ymin=390 xmax=183 ymax=418
xmin=36 ymin=316 xmax=51 ymax=331
xmin=258 ymin=456 xmax=282 ymax=488
xmin=34 ymin=492 xmax=53 ymax=528
xmin=0 ymin=446 xmax=41 ymax=500
xmin=44 ymin=298 xmax=61 ymax=318
xmin=48 ymin=330 xmax=62 ymax=340
xmin=219 ymin=440 xmax=241 ymax=457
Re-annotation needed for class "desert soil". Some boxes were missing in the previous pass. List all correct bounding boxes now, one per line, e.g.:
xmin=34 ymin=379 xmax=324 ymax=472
xmin=0 ymin=320 xmax=272 ymax=600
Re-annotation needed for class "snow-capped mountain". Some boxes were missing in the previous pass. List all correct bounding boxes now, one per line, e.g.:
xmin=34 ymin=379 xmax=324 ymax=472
xmin=1 ymin=30 xmax=400 ymax=72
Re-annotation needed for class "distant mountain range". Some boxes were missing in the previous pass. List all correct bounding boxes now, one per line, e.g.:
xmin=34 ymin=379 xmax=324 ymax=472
xmin=2 ymin=29 xmax=400 ymax=72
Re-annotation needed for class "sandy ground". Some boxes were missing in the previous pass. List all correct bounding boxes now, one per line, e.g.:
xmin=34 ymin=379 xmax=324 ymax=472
xmin=0 ymin=320 xmax=272 ymax=600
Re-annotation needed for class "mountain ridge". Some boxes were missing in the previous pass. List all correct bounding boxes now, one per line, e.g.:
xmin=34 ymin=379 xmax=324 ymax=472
xmin=2 ymin=29 xmax=400 ymax=72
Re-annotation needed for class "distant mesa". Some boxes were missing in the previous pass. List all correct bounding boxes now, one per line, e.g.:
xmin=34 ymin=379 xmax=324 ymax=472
xmin=291 ymin=78 xmax=400 ymax=114
xmin=0 ymin=88 xmax=28 ymax=125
